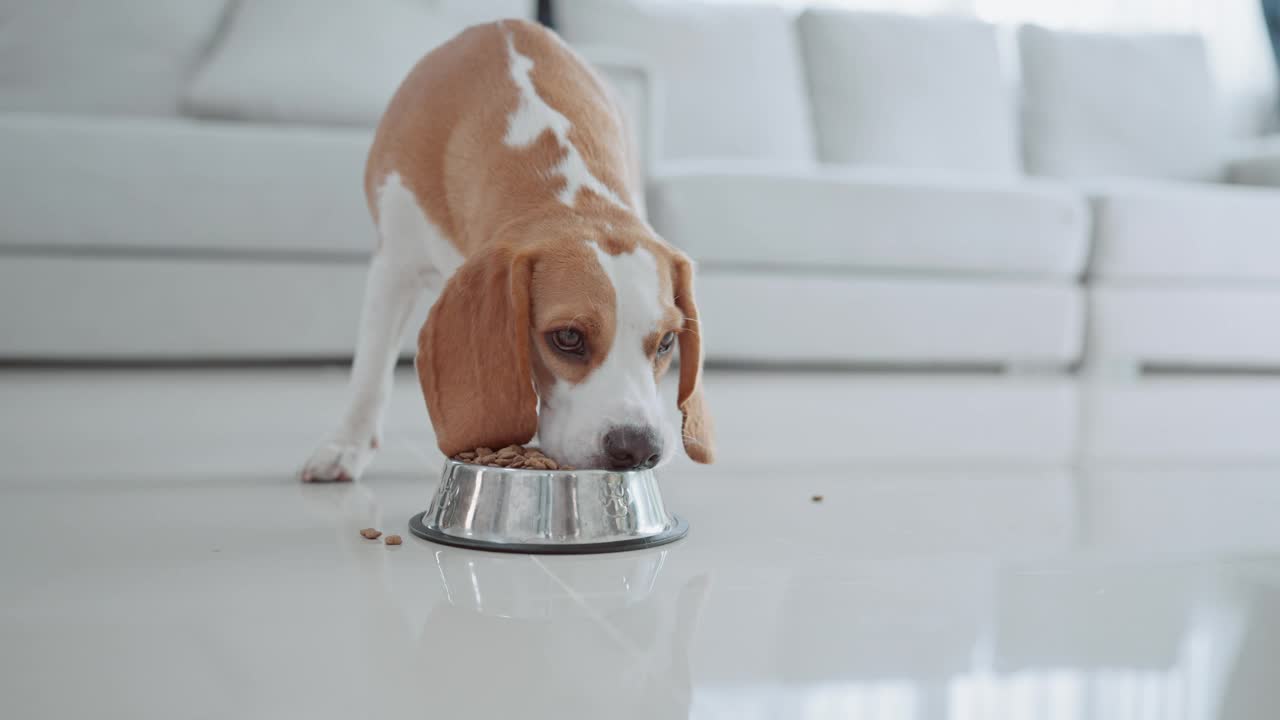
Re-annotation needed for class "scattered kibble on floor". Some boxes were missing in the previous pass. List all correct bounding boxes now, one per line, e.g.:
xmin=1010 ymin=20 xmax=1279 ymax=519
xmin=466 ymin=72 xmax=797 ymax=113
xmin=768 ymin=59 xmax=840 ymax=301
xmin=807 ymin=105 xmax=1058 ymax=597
xmin=384 ymin=534 xmax=402 ymax=546
xmin=359 ymin=527 xmax=382 ymax=539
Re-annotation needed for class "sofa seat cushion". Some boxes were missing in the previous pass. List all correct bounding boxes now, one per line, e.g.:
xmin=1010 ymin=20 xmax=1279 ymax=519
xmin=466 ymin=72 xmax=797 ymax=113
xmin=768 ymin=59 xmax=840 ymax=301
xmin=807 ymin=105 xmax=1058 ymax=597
xmin=1089 ymin=180 xmax=1280 ymax=281
xmin=697 ymin=272 xmax=1083 ymax=367
xmin=1089 ymin=286 xmax=1280 ymax=369
xmin=0 ymin=255 xmax=407 ymax=359
xmin=0 ymin=113 xmax=373 ymax=256
xmin=798 ymin=9 xmax=1017 ymax=174
xmin=649 ymin=167 xmax=1089 ymax=278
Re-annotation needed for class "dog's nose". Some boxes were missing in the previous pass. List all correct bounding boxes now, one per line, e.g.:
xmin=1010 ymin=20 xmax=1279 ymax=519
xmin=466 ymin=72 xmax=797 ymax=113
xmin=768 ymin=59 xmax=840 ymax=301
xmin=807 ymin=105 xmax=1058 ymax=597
xmin=603 ymin=426 xmax=662 ymax=470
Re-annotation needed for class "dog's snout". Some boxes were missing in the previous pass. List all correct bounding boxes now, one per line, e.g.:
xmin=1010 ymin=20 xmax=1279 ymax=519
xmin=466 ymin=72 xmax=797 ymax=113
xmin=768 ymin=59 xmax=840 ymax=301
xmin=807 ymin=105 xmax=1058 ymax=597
xmin=603 ymin=426 xmax=662 ymax=470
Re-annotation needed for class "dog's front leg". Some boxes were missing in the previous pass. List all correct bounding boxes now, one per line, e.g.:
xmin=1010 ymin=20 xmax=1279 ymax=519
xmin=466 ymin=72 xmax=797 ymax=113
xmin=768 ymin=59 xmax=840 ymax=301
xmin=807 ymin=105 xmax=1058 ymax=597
xmin=302 ymin=251 xmax=425 ymax=482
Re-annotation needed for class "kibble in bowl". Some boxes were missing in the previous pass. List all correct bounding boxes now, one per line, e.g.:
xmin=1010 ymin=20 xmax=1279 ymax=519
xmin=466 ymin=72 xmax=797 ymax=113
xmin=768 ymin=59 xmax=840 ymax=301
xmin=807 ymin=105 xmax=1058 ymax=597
xmin=452 ymin=444 xmax=573 ymax=471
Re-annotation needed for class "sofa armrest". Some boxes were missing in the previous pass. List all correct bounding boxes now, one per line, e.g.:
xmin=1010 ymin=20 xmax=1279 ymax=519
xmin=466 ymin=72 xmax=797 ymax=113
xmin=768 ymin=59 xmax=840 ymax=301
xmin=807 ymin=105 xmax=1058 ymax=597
xmin=1225 ymin=135 xmax=1280 ymax=187
xmin=573 ymin=46 xmax=663 ymax=205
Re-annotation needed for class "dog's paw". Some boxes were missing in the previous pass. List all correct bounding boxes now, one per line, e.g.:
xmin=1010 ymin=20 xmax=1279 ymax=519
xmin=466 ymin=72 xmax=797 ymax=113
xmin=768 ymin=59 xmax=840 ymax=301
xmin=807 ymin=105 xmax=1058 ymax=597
xmin=301 ymin=440 xmax=376 ymax=483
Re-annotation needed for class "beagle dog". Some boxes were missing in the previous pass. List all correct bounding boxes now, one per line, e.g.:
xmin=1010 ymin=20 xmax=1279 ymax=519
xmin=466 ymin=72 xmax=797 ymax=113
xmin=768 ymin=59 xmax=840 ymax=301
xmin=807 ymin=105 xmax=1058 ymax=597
xmin=302 ymin=19 xmax=713 ymax=481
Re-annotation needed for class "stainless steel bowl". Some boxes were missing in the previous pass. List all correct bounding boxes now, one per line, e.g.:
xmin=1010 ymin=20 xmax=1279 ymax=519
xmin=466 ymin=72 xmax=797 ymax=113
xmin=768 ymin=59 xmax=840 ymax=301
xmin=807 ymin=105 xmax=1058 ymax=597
xmin=409 ymin=459 xmax=688 ymax=554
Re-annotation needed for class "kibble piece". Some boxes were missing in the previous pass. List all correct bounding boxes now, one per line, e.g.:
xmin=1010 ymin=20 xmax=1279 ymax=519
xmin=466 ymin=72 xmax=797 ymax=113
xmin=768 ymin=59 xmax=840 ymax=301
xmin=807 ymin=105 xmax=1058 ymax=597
xmin=360 ymin=528 xmax=382 ymax=540
xmin=811 ymin=495 xmax=824 ymax=503
xmin=384 ymin=534 xmax=402 ymax=546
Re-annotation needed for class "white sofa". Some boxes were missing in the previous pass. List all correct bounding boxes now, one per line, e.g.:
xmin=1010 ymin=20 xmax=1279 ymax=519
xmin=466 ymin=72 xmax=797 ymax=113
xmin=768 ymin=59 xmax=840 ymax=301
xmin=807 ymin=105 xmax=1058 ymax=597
xmin=3 ymin=0 xmax=1280 ymax=463
xmin=561 ymin=2 xmax=1280 ymax=378
xmin=0 ymin=0 xmax=654 ymax=359
xmin=558 ymin=1 xmax=1280 ymax=465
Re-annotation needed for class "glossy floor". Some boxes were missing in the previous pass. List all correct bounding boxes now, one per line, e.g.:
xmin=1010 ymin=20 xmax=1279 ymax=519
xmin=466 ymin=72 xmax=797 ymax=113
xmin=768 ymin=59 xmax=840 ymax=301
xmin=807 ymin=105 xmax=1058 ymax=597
xmin=3 ymin=369 xmax=1279 ymax=720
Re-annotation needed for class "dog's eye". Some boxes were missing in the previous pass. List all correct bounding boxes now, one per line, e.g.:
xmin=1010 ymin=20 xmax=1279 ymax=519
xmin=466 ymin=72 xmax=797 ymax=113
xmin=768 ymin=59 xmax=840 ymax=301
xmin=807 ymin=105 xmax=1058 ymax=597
xmin=549 ymin=328 xmax=586 ymax=356
xmin=657 ymin=331 xmax=676 ymax=355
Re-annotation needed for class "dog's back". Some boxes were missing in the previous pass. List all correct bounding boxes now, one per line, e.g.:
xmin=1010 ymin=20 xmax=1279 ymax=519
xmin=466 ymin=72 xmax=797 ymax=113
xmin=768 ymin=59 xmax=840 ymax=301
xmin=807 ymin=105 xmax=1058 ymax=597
xmin=365 ymin=19 xmax=639 ymax=255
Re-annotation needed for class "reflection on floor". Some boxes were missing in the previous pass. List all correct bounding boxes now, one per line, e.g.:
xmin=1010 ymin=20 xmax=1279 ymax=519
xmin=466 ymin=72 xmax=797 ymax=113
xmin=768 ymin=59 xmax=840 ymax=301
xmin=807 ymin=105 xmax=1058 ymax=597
xmin=2 ymin=368 xmax=1279 ymax=720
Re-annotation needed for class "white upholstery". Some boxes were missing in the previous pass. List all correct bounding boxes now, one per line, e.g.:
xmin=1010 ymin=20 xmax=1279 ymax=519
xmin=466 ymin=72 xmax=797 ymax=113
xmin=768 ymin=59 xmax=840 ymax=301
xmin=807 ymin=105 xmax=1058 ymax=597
xmin=1090 ymin=287 xmax=1280 ymax=368
xmin=1085 ymin=380 xmax=1280 ymax=462
xmin=183 ymin=0 xmax=533 ymax=126
xmin=1019 ymin=26 xmax=1225 ymax=181
xmin=556 ymin=0 xmax=814 ymax=165
xmin=697 ymin=273 xmax=1083 ymax=367
xmin=0 ymin=256 xmax=426 ymax=359
xmin=0 ymin=0 xmax=230 ymax=115
xmin=574 ymin=46 xmax=658 ymax=191
xmin=798 ymin=9 xmax=1017 ymax=174
xmin=649 ymin=168 xmax=1089 ymax=277
xmin=1227 ymin=135 xmax=1280 ymax=187
xmin=1088 ymin=180 xmax=1280 ymax=281
xmin=0 ymin=113 xmax=373 ymax=254
xmin=706 ymin=374 xmax=1078 ymax=466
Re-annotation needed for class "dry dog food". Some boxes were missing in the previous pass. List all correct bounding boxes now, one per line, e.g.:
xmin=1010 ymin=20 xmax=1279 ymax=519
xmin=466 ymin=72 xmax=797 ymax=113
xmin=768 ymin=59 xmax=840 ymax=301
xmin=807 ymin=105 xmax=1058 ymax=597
xmin=811 ymin=495 xmax=824 ymax=503
xmin=384 ymin=534 xmax=403 ymax=546
xmin=453 ymin=444 xmax=573 ymax=471
xmin=359 ymin=527 xmax=382 ymax=539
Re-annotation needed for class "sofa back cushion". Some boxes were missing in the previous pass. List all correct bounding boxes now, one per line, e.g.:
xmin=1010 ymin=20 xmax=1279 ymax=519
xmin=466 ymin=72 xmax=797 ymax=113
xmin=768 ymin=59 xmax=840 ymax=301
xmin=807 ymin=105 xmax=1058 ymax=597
xmin=0 ymin=0 xmax=230 ymax=115
xmin=1019 ymin=25 xmax=1225 ymax=181
xmin=556 ymin=0 xmax=814 ymax=166
xmin=182 ymin=0 xmax=532 ymax=126
xmin=799 ymin=9 xmax=1017 ymax=174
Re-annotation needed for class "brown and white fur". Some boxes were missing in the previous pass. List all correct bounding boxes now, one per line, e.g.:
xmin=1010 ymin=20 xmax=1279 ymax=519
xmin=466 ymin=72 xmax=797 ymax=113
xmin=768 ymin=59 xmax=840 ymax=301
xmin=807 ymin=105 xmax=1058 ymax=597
xmin=301 ymin=19 xmax=713 ymax=481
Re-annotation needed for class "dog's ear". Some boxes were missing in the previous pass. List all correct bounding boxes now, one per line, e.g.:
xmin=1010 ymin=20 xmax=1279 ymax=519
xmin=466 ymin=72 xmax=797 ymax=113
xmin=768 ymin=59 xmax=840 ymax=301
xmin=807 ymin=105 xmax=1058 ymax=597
xmin=418 ymin=245 xmax=538 ymax=457
xmin=672 ymin=253 xmax=714 ymax=463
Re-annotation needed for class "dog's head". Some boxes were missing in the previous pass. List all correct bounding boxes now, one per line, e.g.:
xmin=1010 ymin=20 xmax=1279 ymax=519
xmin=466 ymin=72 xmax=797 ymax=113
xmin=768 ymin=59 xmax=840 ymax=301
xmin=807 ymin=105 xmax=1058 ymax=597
xmin=418 ymin=227 xmax=713 ymax=469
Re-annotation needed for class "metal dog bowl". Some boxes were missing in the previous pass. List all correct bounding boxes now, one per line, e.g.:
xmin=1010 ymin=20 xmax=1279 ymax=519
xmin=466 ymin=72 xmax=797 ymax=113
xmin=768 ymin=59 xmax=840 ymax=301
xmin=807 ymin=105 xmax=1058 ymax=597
xmin=409 ymin=459 xmax=688 ymax=554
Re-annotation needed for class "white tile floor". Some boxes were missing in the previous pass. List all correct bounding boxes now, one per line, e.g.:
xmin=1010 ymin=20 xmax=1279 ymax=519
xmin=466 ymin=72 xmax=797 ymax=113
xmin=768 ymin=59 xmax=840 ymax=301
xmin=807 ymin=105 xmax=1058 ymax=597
xmin=3 ymin=368 xmax=1280 ymax=720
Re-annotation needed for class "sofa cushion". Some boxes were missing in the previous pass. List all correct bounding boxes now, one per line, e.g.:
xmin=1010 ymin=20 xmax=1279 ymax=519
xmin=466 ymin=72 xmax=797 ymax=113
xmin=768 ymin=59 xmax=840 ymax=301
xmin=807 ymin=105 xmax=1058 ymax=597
xmin=0 ymin=0 xmax=230 ymax=115
xmin=1089 ymin=180 xmax=1280 ymax=281
xmin=557 ymin=0 xmax=814 ymax=166
xmin=697 ymin=272 xmax=1083 ymax=367
xmin=1019 ymin=26 xmax=1225 ymax=181
xmin=183 ymin=0 xmax=533 ymax=126
xmin=1090 ymin=286 xmax=1280 ymax=369
xmin=649 ymin=167 xmax=1089 ymax=278
xmin=798 ymin=10 xmax=1016 ymax=174
xmin=0 ymin=255 xmax=407 ymax=359
xmin=0 ymin=113 xmax=373 ymax=255
xmin=1226 ymin=135 xmax=1280 ymax=187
